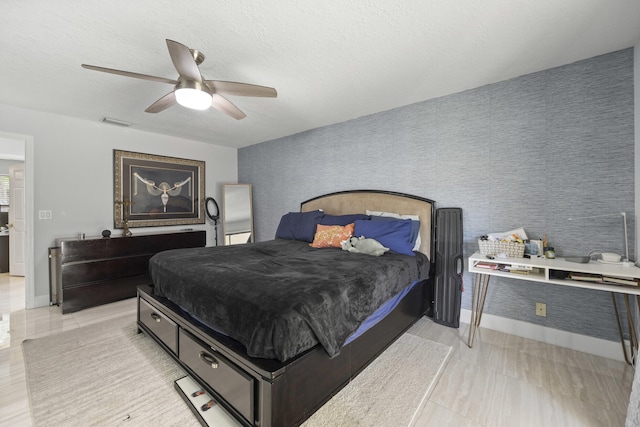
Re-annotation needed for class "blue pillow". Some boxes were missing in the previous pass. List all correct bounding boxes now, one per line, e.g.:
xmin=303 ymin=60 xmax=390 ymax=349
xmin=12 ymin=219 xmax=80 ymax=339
xmin=370 ymin=216 xmax=420 ymax=251
xmin=353 ymin=219 xmax=415 ymax=256
xmin=320 ymin=213 xmax=370 ymax=226
xmin=275 ymin=210 xmax=324 ymax=242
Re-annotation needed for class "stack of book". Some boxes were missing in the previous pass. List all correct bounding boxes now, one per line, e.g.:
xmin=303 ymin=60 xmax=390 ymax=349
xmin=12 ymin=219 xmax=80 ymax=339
xmin=568 ymin=272 xmax=603 ymax=283
xmin=602 ymin=276 xmax=639 ymax=287
xmin=473 ymin=261 xmax=540 ymax=275
xmin=473 ymin=262 xmax=503 ymax=270
xmin=569 ymin=272 xmax=639 ymax=287
xmin=502 ymin=264 xmax=539 ymax=275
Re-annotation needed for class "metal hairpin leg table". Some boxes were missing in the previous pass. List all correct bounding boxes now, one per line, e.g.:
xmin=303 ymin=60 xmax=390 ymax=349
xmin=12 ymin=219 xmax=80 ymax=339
xmin=467 ymin=252 xmax=640 ymax=365
xmin=468 ymin=272 xmax=490 ymax=348
xmin=611 ymin=293 xmax=640 ymax=365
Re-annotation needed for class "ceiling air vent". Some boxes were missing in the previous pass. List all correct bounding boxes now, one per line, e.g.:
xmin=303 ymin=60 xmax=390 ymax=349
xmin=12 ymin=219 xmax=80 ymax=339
xmin=101 ymin=117 xmax=132 ymax=127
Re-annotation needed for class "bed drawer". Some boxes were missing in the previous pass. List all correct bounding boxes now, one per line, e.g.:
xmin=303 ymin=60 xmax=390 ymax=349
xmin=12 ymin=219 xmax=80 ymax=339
xmin=139 ymin=298 xmax=178 ymax=354
xmin=179 ymin=329 xmax=254 ymax=424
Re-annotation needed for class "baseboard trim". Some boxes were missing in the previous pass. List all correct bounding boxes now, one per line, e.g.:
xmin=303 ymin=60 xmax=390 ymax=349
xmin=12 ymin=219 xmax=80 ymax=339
xmin=460 ymin=309 xmax=627 ymax=362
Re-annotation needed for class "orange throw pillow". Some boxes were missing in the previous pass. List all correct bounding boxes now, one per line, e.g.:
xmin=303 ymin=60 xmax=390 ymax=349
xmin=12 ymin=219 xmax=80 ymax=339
xmin=309 ymin=223 xmax=355 ymax=248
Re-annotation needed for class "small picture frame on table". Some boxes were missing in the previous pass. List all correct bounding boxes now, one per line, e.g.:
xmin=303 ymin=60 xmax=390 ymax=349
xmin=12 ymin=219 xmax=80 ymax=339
xmin=525 ymin=239 xmax=544 ymax=258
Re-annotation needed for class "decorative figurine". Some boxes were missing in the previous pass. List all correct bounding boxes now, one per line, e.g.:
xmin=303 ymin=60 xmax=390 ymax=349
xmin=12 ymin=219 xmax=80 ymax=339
xmin=115 ymin=198 xmax=134 ymax=237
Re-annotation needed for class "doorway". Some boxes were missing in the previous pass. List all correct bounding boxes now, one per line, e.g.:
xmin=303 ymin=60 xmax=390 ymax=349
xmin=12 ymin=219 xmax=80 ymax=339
xmin=0 ymin=132 xmax=34 ymax=308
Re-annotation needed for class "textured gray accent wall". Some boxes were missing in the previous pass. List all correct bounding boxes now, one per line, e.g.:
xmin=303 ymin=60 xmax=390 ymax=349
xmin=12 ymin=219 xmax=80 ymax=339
xmin=239 ymin=49 xmax=635 ymax=342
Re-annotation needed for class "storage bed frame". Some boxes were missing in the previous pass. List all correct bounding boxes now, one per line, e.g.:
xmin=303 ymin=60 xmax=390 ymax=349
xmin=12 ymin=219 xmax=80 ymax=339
xmin=137 ymin=190 xmax=436 ymax=427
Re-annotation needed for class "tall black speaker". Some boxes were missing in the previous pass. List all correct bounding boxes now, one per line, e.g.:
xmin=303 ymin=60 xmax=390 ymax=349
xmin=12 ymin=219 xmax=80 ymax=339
xmin=434 ymin=208 xmax=463 ymax=328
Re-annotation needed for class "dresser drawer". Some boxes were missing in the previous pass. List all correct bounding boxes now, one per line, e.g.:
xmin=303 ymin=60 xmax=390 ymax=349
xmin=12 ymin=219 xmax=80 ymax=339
xmin=179 ymin=329 xmax=254 ymax=423
xmin=139 ymin=298 xmax=178 ymax=354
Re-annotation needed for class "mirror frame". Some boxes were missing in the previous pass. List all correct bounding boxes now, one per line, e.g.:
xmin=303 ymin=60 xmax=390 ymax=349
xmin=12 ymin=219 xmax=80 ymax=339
xmin=222 ymin=184 xmax=254 ymax=245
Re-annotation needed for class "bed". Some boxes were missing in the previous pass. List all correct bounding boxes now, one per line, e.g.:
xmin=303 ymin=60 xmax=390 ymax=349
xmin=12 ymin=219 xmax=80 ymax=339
xmin=137 ymin=189 xmax=436 ymax=427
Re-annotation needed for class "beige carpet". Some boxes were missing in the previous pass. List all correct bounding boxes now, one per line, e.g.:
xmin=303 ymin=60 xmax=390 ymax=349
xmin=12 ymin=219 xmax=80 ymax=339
xmin=301 ymin=332 xmax=452 ymax=427
xmin=23 ymin=316 xmax=451 ymax=427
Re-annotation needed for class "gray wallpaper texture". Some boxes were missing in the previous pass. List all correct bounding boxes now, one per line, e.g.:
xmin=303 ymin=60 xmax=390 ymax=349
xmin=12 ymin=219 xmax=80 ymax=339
xmin=239 ymin=49 xmax=635 ymax=342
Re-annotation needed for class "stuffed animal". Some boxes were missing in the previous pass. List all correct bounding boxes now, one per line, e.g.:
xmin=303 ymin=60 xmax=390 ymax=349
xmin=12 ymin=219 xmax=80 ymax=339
xmin=341 ymin=236 xmax=389 ymax=256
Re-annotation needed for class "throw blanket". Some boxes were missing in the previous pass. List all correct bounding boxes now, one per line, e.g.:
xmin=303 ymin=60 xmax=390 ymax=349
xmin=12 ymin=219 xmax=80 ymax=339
xmin=150 ymin=239 xmax=430 ymax=362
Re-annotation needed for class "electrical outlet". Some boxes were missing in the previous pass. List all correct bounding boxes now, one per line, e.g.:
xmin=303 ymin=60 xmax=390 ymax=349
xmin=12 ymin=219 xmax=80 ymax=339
xmin=536 ymin=302 xmax=547 ymax=317
xmin=38 ymin=210 xmax=52 ymax=220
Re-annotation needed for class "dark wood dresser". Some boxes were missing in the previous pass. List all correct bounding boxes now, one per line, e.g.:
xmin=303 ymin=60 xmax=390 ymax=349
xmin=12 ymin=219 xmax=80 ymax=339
xmin=49 ymin=230 xmax=206 ymax=313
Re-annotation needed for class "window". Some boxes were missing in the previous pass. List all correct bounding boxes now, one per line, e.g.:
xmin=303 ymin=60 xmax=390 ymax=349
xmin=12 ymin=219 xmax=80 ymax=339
xmin=0 ymin=175 xmax=9 ymax=206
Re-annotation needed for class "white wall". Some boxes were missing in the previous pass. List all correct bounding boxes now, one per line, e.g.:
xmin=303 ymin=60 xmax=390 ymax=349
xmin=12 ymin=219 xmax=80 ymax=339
xmin=0 ymin=103 xmax=237 ymax=307
xmin=0 ymin=137 xmax=26 ymax=160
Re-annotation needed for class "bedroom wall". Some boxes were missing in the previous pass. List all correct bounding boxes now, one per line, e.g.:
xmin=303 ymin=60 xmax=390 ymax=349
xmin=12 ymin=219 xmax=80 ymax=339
xmin=239 ymin=48 xmax=635 ymax=343
xmin=637 ymin=40 xmax=640 ymax=263
xmin=628 ymin=38 xmax=640 ymax=423
xmin=0 ymin=104 xmax=237 ymax=307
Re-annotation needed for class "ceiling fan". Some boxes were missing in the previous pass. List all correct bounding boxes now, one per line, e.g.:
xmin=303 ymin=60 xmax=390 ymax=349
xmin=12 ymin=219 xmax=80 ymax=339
xmin=82 ymin=39 xmax=277 ymax=120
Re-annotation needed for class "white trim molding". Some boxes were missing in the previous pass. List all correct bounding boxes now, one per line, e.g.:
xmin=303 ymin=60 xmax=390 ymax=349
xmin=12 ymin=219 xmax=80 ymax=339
xmin=460 ymin=309 xmax=627 ymax=362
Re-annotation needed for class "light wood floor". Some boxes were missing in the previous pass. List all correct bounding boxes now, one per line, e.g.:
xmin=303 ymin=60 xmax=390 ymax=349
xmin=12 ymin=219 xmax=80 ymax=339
xmin=0 ymin=273 xmax=634 ymax=426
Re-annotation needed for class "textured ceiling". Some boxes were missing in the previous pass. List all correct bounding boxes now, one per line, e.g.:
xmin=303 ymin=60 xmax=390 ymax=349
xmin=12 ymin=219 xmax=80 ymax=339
xmin=2 ymin=1 xmax=640 ymax=149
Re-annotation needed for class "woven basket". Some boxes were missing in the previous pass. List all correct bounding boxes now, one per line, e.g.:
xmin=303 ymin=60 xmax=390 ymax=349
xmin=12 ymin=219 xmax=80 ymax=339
xmin=478 ymin=240 xmax=525 ymax=258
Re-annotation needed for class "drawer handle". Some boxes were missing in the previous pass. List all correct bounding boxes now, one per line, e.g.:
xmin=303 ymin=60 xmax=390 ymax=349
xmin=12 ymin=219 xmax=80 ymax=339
xmin=199 ymin=351 xmax=219 ymax=369
xmin=149 ymin=313 xmax=162 ymax=323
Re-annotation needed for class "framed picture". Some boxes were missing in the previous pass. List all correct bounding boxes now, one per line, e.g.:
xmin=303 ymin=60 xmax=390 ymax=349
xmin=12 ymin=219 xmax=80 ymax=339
xmin=114 ymin=150 xmax=205 ymax=228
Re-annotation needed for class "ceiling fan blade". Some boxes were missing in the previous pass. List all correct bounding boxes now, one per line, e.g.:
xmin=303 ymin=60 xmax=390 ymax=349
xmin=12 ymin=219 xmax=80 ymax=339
xmin=206 ymin=80 xmax=277 ymax=98
xmin=145 ymin=91 xmax=177 ymax=113
xmin=166 ymin=39 xmax=202 ymax=82
xmin=210 ymin=94 xmax=246 ymax=120
xmin=81 ymin=64 xmax=177 ymax=85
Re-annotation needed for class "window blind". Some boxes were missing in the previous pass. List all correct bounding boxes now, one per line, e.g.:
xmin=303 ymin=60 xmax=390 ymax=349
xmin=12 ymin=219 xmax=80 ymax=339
xmin=0 ymin=175 xmax=10 ymax=205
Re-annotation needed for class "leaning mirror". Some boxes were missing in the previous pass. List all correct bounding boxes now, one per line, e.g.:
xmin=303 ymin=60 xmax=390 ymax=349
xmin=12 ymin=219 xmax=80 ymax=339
xmin=222 ymin=184 xmax=254 ymax=245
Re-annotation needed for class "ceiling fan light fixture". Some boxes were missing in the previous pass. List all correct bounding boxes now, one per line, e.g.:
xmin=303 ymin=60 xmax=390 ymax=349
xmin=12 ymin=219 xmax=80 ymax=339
xmin=175 ymin=80 xmax=212 ymax=110
xmin=83 ymin=39 xmax=276 ymax=118
xmin=175 ymin=87 xmax=212 ymax=110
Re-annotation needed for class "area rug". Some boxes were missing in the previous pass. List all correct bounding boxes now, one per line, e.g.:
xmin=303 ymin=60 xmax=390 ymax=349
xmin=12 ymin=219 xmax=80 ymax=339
xmin=22 ymin=316 xmax=198 ymax=427
xmin=23 ymin=316 xmax=451 ymax=427
xmin=302 ymin=331 xmax=452 ymax=427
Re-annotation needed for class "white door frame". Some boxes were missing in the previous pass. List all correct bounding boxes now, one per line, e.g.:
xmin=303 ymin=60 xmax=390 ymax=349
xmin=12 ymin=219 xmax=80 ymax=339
xmin=9 ymin=163 xmax=25 ymax=275
xmin=0 ymin=131 xmax=34 ymax=308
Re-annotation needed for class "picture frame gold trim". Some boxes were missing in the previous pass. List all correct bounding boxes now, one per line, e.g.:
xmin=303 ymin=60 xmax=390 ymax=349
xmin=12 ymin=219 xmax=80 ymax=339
xmin=114 ymin=150 xmax=205 ymax=228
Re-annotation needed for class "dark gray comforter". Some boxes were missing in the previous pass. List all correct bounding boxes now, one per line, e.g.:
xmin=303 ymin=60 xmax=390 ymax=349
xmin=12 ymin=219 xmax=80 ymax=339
xmin=149 ymin=239 xmax=430 ymax=362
